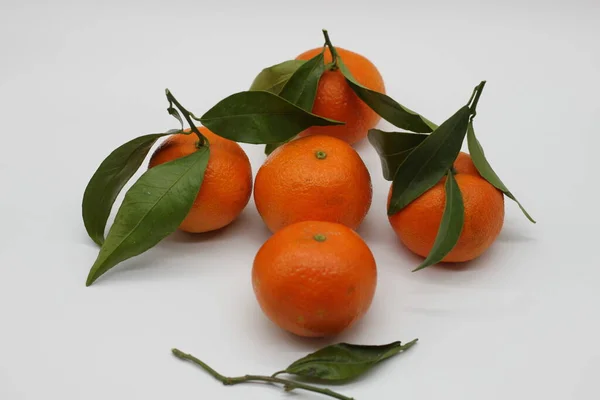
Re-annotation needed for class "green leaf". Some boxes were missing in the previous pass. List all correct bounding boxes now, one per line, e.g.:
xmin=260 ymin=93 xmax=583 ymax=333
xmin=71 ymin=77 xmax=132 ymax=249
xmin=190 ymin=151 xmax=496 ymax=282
xmin=467 ymin=122 xmax=535 ymax=223
xmin=279 ymin=50 xmax=325 ymax=111
xmin=282 ymin=339 xmax=418 ymax=381
xmin=337 ymin=58 xmax=437 ymax=133
xmin=388 ymin=106 xmax=471 ymax=215
xmin=368 ymin=129 xmax=428 ymax=180
xmin=413 ymin=170 xmax=465 ymax=271
xmin=250 ymin=59 xmax=306 ymax=94
xmin=85 ymin=146 xmax=210 ymax=286
xmin=82 ymin=133 xmax=169 ymax=246
xmin=260 ymin=52 xmax=326 ymax=155
xmin=199 ymin=91 xmax=343 ymax=144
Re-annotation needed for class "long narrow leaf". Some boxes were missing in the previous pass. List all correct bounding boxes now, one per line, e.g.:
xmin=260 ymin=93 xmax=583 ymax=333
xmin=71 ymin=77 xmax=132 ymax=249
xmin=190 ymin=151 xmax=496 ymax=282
xmin=413 ymin=170 xmax=464 ymax=271
xmin=467 ymin=122 xmax=535 ymax=223
xmin=338 ymin=58 xmax=436 ymax=133
xmin=200 ymin=91 xmax=343 ymax=144
xmin=388 ymin=106 xmax=471 ymax=215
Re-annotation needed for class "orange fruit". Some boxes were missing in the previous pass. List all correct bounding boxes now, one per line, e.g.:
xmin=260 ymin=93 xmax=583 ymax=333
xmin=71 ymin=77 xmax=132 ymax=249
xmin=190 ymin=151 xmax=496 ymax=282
xmin=296 ymin=47 xmax=385 ymax=144
xmin=453 ymin=151 xmax=481 ymax=177
xmin=252 ymin=220 xmax=377 ymax=337
xmin=254 ymin=135 xmax=372 ymax=232
xmin=148 ymin=127 xmax=252 ymax=233
xmin=389 ymin=153 xmax=504 ymax=263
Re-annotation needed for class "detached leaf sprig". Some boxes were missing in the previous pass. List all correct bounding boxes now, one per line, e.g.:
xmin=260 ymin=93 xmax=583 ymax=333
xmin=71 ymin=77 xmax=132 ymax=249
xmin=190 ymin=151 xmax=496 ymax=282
xmin=172 ymin=339 xmax=417 ymax=400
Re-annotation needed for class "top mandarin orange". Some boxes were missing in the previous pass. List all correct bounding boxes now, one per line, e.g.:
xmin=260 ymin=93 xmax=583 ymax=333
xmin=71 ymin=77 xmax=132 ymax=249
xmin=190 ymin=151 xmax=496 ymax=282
xmin=296 ymin=47 xmax=385 ymax=144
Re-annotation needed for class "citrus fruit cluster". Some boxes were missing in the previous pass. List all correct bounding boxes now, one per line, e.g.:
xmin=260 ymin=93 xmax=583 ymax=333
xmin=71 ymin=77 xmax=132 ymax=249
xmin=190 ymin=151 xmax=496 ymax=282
xmin=82 ymin=30 xmax=534 ymax=345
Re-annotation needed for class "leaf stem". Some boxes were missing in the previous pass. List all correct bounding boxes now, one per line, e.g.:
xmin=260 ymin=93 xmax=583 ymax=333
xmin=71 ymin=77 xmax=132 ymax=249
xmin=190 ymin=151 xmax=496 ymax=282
xmin=322 ymin=29 xmax=339 ymax=70
xmin=467 ymin=81 xmax=486 ymax=118
xmin=164 ymin=89 xmax=207 ymax=146
xmin=171 ymin=348 xmax=354 ymax=400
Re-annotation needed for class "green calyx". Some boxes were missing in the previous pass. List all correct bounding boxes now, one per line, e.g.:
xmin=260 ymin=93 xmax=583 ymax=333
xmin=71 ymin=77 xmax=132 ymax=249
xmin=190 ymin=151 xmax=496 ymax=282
xmin=313 ymin=234 xmax=327 ymax=242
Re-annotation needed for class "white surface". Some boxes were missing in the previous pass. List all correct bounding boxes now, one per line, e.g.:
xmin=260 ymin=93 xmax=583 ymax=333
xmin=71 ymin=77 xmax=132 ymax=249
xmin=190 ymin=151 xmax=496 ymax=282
xmin=1 ymin=1 xmax=599 ymax=399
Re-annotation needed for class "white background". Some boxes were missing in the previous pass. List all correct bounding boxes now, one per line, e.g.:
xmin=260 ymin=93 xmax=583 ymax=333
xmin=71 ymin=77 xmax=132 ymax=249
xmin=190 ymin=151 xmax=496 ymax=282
xmin=1 ymin=0 xmax=599 ymax=399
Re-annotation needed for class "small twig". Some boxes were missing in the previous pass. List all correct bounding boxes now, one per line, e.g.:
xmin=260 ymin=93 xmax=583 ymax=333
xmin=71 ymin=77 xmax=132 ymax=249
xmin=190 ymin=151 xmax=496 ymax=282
xmin=322 ymin=29 xmax=340 ymax=70
xmin=164 ymin=89 xmax=207 ymax=146
xmin=172 ymin=348 xmax=354 ymax=400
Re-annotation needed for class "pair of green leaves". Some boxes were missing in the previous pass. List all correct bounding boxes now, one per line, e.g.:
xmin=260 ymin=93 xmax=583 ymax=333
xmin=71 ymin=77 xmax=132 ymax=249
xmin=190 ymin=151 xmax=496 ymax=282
xmin=172 ymin=339 xmax=417 ymax=400
xmin=82 ymin=129 xmax=210 ymax=286
xmin=369 ymin=81 xmax=535 ymax=271
xmin=250 ymin=48 xmax=328 ymax=154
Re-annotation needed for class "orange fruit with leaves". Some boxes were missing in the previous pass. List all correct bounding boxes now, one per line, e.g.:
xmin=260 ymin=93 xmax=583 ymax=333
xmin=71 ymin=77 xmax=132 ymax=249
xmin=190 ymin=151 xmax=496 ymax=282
xmin=295 ymin=47 xmax=385 ymax=144
xmin=389 ymin=152 xmax=504 ymax=263
xmin=254 ymin=135 xmax=372 ymax=232
xmin=252 ymin=220 xmax=377 ymax=337
xmin=148 ymin=127 xmax=252 ymax=233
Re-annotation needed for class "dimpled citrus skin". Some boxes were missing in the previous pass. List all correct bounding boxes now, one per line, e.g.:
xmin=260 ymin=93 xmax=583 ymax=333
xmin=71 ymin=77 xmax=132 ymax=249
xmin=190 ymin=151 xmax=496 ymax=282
xmin=453 ymin=151 xmax=481 ymax=177
xmin=295 ymin=47 xmax=385 ymax=144
xmin=254 ymin=135 xmax=372 ymax=232
xmin=148 ymin=127 xmax=252 ymax=233
xmin=252 ymin=221 xmax=377 ymax=337
xmin=389 ymin=172 xmax=505 ymax=263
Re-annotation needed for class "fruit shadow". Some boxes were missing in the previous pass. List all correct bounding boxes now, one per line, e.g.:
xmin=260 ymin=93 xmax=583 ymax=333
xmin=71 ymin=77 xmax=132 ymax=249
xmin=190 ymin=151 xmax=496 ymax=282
xmin=496 ymin=224 xmax=536 ymax=244
xmin=391 ymin=238 xmax=501 ymax=279
xmin=94 ymin=211 xmax=270 ymax=284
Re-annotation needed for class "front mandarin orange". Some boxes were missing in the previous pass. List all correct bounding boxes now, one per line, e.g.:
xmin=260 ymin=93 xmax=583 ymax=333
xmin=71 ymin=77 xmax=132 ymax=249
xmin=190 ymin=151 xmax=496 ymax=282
xmin=252 ymin=221 xmax=377 ymax=337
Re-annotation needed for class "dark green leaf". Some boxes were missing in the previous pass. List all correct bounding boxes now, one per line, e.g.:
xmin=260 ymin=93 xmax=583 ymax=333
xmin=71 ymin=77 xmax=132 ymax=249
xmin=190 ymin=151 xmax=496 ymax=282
xmin=337 ymin=58 xmax=437 ymax=133
xmin=279 ymin=50 xmax=325 ymax=111
xmin=82 ymin=133 xmax=168 ymax=246
xmin=413 ymin=170 xmax=464 ymax=271
xmin=467 ymin=122 xmax=535 ymax=223
xmin=388 ymin=106 xmax=471 ymax=215
xmin=368 ymin=129 xmax=428 ymax=180
xmin=250 ymin=60 xmax=306 ymax=94
xmin=260 ymin=52 xmax=326 ymax=155
xmin=199 ymin=91 xmax=343 ymax=144
xmin=283 ymin=339 xmax=418 ymax=381
xmin=85 ymin=147 xmax=210 ymax=286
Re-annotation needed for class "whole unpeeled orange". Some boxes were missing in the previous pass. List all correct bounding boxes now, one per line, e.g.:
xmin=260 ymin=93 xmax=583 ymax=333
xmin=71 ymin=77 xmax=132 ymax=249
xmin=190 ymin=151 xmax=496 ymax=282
xmin=148 ymin=127 xmax=252 ymax=233
xmin=296 ymin=47 xmax=385 ymax=144
xmin=254 ymin=135 xmax=372 ymax=232
xmin=389 ymin=152 xmax=504 ymax=263
xmin=252 ymin=220 xmax=377 ymax=337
